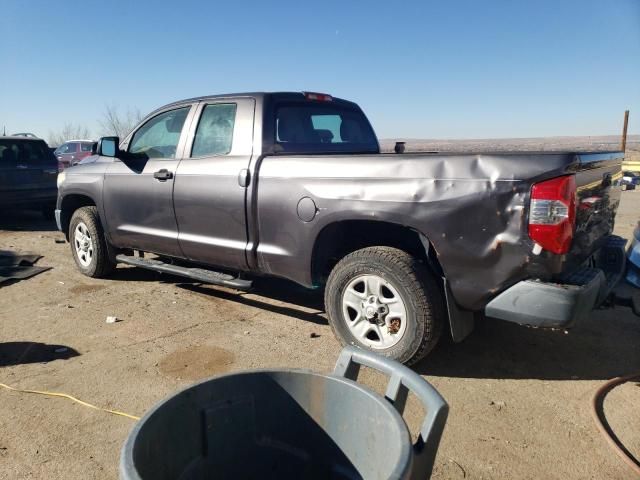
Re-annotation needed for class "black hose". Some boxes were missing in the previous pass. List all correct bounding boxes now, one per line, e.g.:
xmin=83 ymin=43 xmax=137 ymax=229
xmin=591 ymin=373 xmax=640 ymax=477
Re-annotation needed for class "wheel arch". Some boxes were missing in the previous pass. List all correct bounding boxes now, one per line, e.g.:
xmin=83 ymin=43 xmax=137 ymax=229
xmin=59 ymin=193 xmax=97 ymax=240
xmin=311 ymin=220 xmax=444 ymax=286
xmin=311 ymin=219 xmax=475 ymax=343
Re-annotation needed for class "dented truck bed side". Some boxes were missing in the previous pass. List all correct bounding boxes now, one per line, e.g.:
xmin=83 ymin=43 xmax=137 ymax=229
xmin=253 ymin=151 xmax=622 ymax=312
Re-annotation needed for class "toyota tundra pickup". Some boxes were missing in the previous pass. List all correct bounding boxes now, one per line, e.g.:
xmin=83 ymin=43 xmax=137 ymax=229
xmin=56 ymin=92 xmax=629 ymax=365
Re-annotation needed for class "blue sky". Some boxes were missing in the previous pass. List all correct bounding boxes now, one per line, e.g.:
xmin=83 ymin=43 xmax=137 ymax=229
xmin=1 ymin=0 xmax=639 ymax=140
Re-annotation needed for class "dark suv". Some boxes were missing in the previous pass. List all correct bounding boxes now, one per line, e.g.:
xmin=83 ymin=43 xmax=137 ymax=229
xmin=54 ymin=140 xmax=94 ymax=170
xmin=0 ymin=136 xmax=58 ymax=217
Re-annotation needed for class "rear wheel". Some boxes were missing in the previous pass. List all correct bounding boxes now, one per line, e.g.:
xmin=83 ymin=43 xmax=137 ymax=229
xmin=69 ymin=206 xmax=115 ymax=278
xmin=324 ymin=246 xmax=444 ymax=365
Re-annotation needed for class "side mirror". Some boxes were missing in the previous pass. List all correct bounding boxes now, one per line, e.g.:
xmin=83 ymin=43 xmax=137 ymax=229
xmin=97 ymin=136 xmax=120 ymax=157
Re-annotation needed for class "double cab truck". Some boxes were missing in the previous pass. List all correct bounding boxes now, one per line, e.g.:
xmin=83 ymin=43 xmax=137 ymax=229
xmin=56 ymin=92 xmax=630 ymax=365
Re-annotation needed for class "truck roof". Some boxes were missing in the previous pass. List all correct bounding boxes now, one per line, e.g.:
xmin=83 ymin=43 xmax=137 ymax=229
xmin=152 ymin=91 xmax=359 ymax=117
xmin=0 ymin=135 xmax=45 ymax=142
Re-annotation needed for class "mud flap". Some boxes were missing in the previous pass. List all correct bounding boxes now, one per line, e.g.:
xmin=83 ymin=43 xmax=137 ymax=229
xmin=444 ymin=279 xmax=475 ymax=342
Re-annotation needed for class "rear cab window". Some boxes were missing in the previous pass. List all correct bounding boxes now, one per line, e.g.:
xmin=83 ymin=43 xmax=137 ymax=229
xmin=274 ymin=100 xmax=378 ymax=154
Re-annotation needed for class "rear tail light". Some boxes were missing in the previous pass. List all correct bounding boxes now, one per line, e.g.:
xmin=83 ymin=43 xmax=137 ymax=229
xmin=528 ymin=175 xmax=576 ymax=254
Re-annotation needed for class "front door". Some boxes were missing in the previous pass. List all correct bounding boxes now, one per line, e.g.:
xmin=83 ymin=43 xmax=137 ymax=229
xmin=102 ymin=105 xmax=194 ymax=257
xmin=173 ymin=98 xmax=255 ymax=269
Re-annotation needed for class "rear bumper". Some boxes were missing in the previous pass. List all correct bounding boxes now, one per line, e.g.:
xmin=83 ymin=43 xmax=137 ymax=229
xmin=485 ymin=273 xmax=603 ymax=328
xmin=485 ymin=235 xmax=627 ymax=328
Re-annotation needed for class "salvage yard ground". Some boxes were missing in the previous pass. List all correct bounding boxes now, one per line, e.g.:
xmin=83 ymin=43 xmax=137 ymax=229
xmin=1 ymin=191 xmax=639 ymax=479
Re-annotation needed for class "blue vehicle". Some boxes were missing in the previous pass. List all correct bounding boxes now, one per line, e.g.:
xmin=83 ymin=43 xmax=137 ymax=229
xmin=627 ymin=226 xmax=640 ymax=288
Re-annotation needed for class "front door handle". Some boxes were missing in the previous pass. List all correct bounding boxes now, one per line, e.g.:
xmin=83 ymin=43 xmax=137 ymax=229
xmin=153 ymin=169 xmax=173 ymax=181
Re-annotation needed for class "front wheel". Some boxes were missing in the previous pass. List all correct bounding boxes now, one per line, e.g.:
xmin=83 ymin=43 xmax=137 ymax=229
xmin=324 ymin=247 xmax=444 ymax=366
xmin=69 ymin=206 xmax=115 ymax=278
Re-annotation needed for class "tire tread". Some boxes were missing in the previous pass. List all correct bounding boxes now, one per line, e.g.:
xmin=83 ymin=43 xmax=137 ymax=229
xmin=69 ymin=206 xmax=115 ymax=278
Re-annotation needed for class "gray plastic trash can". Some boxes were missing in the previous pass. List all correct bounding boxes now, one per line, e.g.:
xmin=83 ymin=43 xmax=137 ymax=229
xmin=120 ymin=346 xmax=448 ymax=480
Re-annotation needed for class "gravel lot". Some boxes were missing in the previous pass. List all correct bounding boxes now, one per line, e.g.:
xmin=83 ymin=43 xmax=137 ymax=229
xmin=1 ymin=191 xmax=639 ymax=479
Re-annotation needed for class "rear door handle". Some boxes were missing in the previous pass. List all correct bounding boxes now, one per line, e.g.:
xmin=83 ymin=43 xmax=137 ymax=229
xmin=153 ymin=169 xmax=173 ymax=181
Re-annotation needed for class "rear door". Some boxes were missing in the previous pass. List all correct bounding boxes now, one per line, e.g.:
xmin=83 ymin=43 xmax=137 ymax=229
xmin=103 ymin=105 xmax=196 ymax=256
xmin=21 ymin=140 xmax=58 ymax=190
xmin=173 ymin=98 xmax=255 ymax=269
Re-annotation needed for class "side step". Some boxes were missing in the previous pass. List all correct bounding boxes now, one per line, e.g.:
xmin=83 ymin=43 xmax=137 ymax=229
xmin=115 ymin=255 xmax=252 ymax=290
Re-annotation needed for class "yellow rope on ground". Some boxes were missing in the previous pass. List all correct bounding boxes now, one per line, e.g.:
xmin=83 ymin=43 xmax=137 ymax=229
xmin=0 ymin=382 xmax=140 ymax=421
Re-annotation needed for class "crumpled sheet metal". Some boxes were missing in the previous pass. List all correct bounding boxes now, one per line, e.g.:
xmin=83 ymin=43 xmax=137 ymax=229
xmin=257 ymin=152 xmax=579 ymax=310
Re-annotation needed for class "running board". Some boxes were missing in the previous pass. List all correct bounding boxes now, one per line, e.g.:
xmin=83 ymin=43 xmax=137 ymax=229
xmin=115 ymin=255 xmax=252 ymax=290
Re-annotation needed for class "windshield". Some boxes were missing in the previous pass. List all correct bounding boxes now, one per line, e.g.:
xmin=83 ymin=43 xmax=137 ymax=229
xmin=274 ymin=103 xmax=378 ymax=154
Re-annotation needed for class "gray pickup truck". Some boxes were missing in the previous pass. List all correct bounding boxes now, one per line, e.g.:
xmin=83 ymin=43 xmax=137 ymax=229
xmin=56 ymin=91 xmax=628 ymax=365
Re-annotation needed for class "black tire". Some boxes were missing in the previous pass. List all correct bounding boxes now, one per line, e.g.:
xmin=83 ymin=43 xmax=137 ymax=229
xmin=324 ymin=246 xmax=444 ymax=365
xmin=68 ymin=206 xmax=115 ymax=278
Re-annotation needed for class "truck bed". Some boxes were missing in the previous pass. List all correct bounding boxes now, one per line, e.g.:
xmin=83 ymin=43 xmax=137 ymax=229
xmin=254 ymin=150 xmax=623 ymax=310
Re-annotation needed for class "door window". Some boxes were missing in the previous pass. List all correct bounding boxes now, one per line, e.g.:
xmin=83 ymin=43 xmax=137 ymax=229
xmin=191 ymin=104 xmax=236 ymax=157
xmin=129 ymin=107 xmax=190 ymax=159
xmin=56 ymin=142 xmax=77 ymax=154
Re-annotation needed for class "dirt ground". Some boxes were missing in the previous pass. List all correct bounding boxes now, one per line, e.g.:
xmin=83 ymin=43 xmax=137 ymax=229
xmin=1 ymin=192 xmax=639 ymax=480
